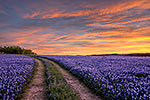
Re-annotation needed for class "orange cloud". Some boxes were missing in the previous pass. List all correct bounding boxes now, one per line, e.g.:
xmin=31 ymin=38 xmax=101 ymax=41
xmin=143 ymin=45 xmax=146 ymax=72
xmin=24 ymin=9 xmax=95 ymax=19
xmin=24 ymin=11 xmax=41 ymax=19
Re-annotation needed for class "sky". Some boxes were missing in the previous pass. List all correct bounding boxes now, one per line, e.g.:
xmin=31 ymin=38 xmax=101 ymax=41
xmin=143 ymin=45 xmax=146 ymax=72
xmin=0 ymin=0 xmax=150 ymax=55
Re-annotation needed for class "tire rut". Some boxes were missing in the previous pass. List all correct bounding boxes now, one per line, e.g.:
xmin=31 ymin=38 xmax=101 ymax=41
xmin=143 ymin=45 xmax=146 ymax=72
xmin=21 ymin=59 xmax=47 ymax=100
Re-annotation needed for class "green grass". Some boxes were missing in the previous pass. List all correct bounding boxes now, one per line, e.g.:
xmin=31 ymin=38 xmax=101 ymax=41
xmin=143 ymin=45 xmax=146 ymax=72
xmin=42 ymin=58 xmax=80 ymax=100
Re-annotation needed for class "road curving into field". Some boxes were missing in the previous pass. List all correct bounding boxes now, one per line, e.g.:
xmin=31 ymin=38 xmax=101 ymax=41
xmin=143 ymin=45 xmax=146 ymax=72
xmin=21 ymin=59 xmax=47 ymax=100
xmin=44 ymin=58 xmax=103 ymax=100
xmin=21 ymin=57 xmax=103 ymax=100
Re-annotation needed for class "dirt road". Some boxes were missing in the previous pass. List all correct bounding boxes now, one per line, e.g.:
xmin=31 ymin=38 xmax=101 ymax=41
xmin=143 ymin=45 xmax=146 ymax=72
xmin=21 ymin=59 xmax=47 ymax=100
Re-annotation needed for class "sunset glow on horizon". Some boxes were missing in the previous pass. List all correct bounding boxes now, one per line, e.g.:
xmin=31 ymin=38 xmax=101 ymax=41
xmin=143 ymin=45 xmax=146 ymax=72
xmin=0 ymin=0 xmax=150 ymax=55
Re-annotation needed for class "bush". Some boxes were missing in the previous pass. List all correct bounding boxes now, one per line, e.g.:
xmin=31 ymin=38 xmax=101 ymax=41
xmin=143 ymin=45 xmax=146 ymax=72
xmin=0 ymin=46 xmax=36 ymax=55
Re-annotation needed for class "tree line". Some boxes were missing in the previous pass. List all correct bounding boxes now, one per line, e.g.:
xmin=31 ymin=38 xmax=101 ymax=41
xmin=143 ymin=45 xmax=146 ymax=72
xmin=0 ymin=46 xmax=37 ymax=55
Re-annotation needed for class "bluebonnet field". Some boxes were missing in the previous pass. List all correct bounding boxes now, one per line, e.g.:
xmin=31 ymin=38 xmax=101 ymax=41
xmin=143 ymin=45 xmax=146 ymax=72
xmin=0 ymin=54 xmax=35 ymax=100
xmin=39 ymin=55 xmax=150 ymax=100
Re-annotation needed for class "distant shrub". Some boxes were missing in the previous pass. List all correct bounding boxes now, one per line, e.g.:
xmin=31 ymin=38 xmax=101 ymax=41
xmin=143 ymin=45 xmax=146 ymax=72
xmin=0 ymin=46 xmax=36 ymax=55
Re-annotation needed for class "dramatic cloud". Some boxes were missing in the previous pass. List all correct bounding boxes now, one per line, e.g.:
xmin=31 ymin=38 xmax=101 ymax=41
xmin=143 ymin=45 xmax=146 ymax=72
xmin=0 ymin=0 xmax=150 ymax=55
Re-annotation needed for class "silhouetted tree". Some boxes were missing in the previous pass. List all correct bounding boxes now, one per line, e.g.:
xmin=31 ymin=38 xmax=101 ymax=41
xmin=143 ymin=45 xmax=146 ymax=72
xmin=0 ymin=46 xmax=37 ymax=55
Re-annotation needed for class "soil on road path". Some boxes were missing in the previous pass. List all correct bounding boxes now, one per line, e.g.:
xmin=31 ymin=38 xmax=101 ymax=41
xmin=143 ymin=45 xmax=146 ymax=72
xmin=21 ymin=59 xmax=47 ymax=100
